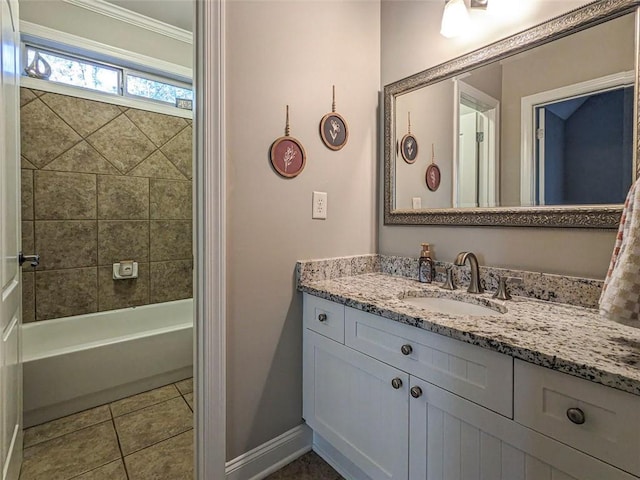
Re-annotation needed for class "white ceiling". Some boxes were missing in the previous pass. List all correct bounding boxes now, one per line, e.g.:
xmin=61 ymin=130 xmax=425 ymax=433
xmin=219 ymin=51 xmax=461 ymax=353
xmin=103 ymin=0 xmax=193 ymax=32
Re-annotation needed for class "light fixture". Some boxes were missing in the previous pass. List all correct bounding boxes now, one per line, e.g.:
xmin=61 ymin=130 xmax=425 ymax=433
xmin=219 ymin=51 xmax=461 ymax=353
xmin=440 ymin=0 xmax=489 ymax=38
xmin=440 ymin=0 xmax=471 ymax=38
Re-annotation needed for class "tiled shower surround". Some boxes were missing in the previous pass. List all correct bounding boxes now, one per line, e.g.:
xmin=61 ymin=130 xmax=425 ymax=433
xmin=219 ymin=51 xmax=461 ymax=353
xmin=20 ymin=88 xmax=193 ymax=322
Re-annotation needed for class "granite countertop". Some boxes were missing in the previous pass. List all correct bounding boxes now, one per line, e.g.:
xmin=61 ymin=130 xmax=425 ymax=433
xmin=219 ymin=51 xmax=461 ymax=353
xmin=299 ymin=272 xmax=640 ymax=397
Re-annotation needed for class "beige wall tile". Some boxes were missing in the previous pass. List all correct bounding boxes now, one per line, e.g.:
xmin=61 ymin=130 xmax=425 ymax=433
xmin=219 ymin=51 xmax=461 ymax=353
xmin=35 ymin=268 xmax=98 ymax=320
xmin=22 ymin=271 xmax=35 ymax=323
xmin=22 ymin=156 xmax=37 ymax=169
xmin=22 ymin=221 xmax=35 ymax=273
xmin=87 ymin=115 xmax=156 ymax=173
xmin=125 ymin=109 xmax=188 ymax=147
xmin=40 ymin=93 xmax=121 ymax=137
xmin=150 ymin=179 xmax=192 ymax=219
xmin=128 ymin=151 xmax=186 ymax=180
xmin=98 ymin=175 xmax=149 ymax=220
xmin=44 ymin=141 xmax=120 ymax=175
xmin=150 ymin=220 xmax=192 ymax=261
xmin=34 ymin=171 xmax=97 ymax=220
xmin=160 ymin=126 xmax=192 ymax=179
xmin=22 ymin=169 xmax=34 ymax=220
xmin=98 ymin=263 xmax=149 ymax=311
xmin=35 ymin=221 xmax=97 ymax=270
xmin=150 ymin=260 xmax=192 ymax=303
xmin=20 ymin=88 xmax=37 ymax=107
xmin=20 ymin=99 xmax=81 ymax=168
xmin=22 ymin=221 xmax=34 ymax=253
xmin=98 ymin=220 xmax=149 ymax=265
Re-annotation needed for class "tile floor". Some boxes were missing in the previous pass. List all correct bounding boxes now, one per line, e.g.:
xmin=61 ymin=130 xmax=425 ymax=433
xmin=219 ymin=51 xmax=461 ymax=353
xmin=19 ymin=378 xmax=342 ymax=480
xmin=265 ymin=451 xmax=344 ymax=480
xmin=19 ymin=378 xmax=194 ymax=480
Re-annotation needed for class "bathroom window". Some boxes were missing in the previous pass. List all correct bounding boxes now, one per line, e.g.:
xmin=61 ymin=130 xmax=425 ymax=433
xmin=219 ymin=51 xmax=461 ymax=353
xmin=22 ymin=44 xmax=193 ymax=110
xmin=126 ymin=74 xmax=193 ymax=106
xmin=24 ymin=46 xmax=121 ymax=94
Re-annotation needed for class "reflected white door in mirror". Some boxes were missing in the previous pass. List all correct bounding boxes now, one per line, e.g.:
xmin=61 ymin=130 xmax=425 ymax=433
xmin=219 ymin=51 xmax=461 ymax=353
xmin=302 ymin=294 xmax=640 ymax=480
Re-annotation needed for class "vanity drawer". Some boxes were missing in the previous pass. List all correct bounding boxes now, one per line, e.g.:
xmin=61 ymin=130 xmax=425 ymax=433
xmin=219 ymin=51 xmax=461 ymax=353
xmin=514 ymin=359 xmax=640 ymax=477
xmin=345 ymin=307 xmax=513 ymax=417
xmin=303 ymin=294 xmax=345 ymax=343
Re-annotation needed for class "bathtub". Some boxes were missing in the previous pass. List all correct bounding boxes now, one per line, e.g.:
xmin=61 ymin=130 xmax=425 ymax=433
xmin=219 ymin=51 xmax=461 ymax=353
xmin=22 ymin=299 xmax=193 ymax=427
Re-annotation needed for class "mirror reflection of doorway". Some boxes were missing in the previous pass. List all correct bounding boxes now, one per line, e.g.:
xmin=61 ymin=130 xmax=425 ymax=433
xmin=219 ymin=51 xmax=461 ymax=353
xmin=455 ymin=81 xmax=499 ymax=208
xmin=535 ymin=86 xmax=634 ymax=205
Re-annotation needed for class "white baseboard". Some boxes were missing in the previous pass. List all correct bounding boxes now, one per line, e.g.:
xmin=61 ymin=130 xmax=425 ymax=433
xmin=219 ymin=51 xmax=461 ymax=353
xmin=312 ymin=432 xmax=371 ymax=480
xmin=225 ymin=424 xmax=312 ymax=480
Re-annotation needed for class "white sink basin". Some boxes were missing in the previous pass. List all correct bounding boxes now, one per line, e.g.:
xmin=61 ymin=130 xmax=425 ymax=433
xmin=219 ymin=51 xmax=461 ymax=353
xmin=402 ymin=296 xmax=504 ymax=316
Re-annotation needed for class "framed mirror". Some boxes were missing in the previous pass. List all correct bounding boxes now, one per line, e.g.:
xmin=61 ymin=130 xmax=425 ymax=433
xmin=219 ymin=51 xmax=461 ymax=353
xmin=384 ymin=0 xmax=640 ymax=227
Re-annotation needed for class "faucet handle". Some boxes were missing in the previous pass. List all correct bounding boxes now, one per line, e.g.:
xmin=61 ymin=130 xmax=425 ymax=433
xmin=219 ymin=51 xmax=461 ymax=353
xmin=438 ymin=266 xmax=456 ymax=290
xmin=493 ymin=276 xmax=523 ymax=300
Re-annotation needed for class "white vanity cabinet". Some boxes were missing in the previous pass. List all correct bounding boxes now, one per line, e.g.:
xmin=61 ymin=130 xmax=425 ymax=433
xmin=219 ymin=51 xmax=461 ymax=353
xmin=302 ymin=293 xmax=640 ymax=480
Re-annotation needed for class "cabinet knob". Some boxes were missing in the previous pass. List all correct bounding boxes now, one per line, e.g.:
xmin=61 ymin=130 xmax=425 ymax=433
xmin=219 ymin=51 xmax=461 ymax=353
xmin=391 ymin=378 xmax=403 ymax=389
xmin=318 ymin=313 xmax=327 ymax=322
xmin=410 ymin=386 xmax=423 ymax=398
xmin=566 ymin=407 xmax=585 ymax=425
xmin=401 ymin=344 xmax=413 ymax=355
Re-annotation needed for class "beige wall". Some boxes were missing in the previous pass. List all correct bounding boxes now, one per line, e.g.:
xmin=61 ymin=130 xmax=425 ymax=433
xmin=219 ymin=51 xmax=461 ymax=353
xmin=19 ymin=0 xmax=192 ymax=69
xmin=20 ymin=88 xmax=193 ymax=322
xmin=380 ymin=0 xmax=617 ymax=279
xmin=395 ymin=81 xmax=454 ymax=209
xmin=226 ymin=1 xmax=379 ymax=459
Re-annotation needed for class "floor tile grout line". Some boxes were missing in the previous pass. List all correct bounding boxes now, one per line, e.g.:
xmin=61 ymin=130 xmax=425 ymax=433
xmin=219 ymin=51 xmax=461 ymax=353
xmin=122 ymin=426 xmax=194 ymax=459
xmin=181 ymin=392 xmax=194 ymax=413
xmin=111 ymin=416 xmax=129 ymax=470
xmin=23 ymin=417 xmax=114 ymax=450
xmin=111 ymin=390 xmax=183 ymax=419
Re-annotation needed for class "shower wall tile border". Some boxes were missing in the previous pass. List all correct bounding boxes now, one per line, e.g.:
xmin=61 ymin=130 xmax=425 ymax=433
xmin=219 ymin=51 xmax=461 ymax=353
xmin=20 ymin=88 xmax=194 ymax=322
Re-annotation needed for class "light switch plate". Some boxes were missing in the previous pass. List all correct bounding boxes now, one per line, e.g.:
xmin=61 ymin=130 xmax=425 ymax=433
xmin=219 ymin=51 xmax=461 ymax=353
xmin=412 ymin=197 xmax=422 ymax=209
xmin=312 ymin=191 xmax=327 ymax=219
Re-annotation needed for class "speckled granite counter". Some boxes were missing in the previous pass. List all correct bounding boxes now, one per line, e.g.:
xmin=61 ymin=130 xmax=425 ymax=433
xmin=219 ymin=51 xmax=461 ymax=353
xmin=297 ymin=258 xmax=640 ymax=397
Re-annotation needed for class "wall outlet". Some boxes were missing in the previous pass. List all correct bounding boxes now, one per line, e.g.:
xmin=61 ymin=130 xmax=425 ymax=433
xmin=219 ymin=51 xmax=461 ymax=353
xmin=312 ymin=191 xmax=327 ymax=219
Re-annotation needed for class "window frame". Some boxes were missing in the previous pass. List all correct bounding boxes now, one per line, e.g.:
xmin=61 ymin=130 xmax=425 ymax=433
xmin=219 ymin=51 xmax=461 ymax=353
xmin=22 ymin=41 xmax=193 ymax=112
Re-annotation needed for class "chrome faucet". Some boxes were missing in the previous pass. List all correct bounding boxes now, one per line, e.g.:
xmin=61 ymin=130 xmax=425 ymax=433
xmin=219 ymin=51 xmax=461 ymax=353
xmin=454 ymin=252 xmax=484 ymax=294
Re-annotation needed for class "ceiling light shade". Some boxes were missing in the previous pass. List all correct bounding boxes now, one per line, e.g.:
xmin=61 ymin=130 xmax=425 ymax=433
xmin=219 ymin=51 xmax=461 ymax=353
xmin=440 ymin=0 xmax=471 ymax=38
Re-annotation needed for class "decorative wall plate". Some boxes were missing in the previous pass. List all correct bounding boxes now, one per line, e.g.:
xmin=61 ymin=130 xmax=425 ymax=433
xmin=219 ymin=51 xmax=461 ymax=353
xmin=426 ymin=144 xmax=441 ymax=191
xmin=400 ymin=112 xmax=418 ymax=163
xmin=320 ymin=86 xmax=349 ymax=150
xmin=270 ymin=105 xmax=306 ymax=178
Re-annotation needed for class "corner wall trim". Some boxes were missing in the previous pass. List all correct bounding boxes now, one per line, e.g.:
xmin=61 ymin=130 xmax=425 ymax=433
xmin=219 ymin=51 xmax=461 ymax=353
xmin=62 ymin=0 xmax=192 ymax=44
xmin=225 ymin=425 xmax=313 ymax=480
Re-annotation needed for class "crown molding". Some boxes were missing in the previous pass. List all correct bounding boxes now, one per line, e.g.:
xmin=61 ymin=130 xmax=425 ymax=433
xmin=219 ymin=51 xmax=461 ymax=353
xmin=62 ymin=0 xmax=192 ymax=44
xmin=21 ymin=21 xmax=192 ymax=80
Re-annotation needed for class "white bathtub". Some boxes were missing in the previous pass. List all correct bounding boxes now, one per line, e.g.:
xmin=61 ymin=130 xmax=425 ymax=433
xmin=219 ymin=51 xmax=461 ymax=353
xmin=22 ymin=299 xmax=193 ymax=427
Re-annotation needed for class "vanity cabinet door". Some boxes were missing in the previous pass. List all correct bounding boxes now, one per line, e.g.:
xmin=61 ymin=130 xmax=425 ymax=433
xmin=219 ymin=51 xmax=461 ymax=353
xmin=409 ymin=377 xmax=636 ymax=480
xmin=303 ymin=330 xmax=409 ymax=480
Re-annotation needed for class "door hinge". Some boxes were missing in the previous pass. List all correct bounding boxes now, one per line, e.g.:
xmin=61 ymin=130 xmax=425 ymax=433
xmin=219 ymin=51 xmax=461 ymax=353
xmin=476 ymin=132 xmax=484 ymax=143
xmin=536 ymin=128 xmax=544 ymax=140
